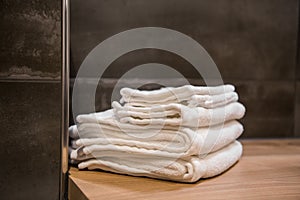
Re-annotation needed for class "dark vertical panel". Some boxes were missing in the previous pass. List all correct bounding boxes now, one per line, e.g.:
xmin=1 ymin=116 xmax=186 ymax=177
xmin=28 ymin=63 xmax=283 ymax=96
xmin=0 ymin=82 xmax=61 ymax=200
xmin=0 ymin=0 xmax=61 ymax=78
xmin=0 ymin=0 xmax=62 ymax=199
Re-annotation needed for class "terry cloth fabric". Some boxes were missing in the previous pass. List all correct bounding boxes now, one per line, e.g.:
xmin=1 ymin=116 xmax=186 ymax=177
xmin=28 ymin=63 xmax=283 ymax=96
xmin=123 ymin=92 xmax=239 ymax=109
xmin=187 ymin=92 xmax=239 ymax=108
xmin=120 ymin=84 xmax=235 ymax=105
xmin=74 ymin=140 xmax=242 ymax=183
xmin=112 ymin=101 xmax=245 ymax=128
xmin=69 ymin=84 xmax=246 ymax=182
xmin=69 ymin=115 xmax=243 ymax=159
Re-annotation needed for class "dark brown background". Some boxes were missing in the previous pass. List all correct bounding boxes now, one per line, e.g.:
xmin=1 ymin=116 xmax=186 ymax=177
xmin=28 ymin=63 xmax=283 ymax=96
xmin=71 ymin=0 xmax=300 ymax=138
xmin=0 ymin=0 xmax=61 ymax=199
xmin=0 ymin=0 xmax=299 ymax=199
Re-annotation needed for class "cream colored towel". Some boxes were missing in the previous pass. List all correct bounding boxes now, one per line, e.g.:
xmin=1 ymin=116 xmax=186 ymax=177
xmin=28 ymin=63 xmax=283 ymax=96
xmin=120 ymin=84 xmax=235 ymax=106
xmin=112 ymin=101 xmax=245 ymax=128
xmin=123 ymin=91 xmax=238 ymax=109
xmin=69 ymin=84 xmax=245 ymax=182
xmin=69 ymin=123 xmax=243 ymax=158
xmin=70 ymin=109 xmax=243 ymax=156
xmin=188 ymin=92 xmax=238 ymax=108
xmin=75 ymin=141 xmax=242 ymax=183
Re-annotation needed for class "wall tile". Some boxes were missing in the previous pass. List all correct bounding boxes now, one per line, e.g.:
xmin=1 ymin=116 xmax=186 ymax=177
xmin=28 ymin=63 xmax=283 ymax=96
xmin=240 ymin=118 xmax=294 ymax=138
xmin=0 ymin=0 xmax=61 ymax=79
xmin=232 ymin=81 xmax=294 ymax=119
xmin=295 ymin=81 xmax=300 ymax=137
xmin=71 ymin=49 xmax=200 ymax=79
xmin=0 ymin=82 xmax=61 ymax=199
xmin=70 ymin=0 xmax=298 ymax=81
xmin=232 ymin=80 xmax=295 ymax=138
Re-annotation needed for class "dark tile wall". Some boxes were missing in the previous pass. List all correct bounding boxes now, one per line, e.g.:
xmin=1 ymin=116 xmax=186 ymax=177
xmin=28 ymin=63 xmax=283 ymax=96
xmin=0 ymin=83 xmax=61 ymax=199
xmin=0 ymin=0 xmax=61 ymax=78
xmin=70 ymin=0 xmax=299 ymax=138
xmin=235 ymin=81 xmax=295 ymax=138
xmin=0 ymin=0 xmax=61 ymax=199
xmin=71 ymin=0 xmax=298 ymax=81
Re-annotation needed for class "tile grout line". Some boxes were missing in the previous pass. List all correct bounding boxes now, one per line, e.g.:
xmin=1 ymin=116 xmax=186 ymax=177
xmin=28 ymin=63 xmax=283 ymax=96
xmin=0 ymin=78 xmax=61 ymax=83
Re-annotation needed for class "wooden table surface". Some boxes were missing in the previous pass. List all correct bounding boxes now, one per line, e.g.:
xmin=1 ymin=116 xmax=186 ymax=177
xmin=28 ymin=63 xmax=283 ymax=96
xmin=68 ymin=139 xmax=300 ymax=200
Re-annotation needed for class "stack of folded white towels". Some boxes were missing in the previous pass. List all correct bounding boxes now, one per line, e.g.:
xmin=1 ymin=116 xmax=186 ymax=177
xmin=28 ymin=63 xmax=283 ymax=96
xmin=69 ymin=84 xmax=246 ymax=182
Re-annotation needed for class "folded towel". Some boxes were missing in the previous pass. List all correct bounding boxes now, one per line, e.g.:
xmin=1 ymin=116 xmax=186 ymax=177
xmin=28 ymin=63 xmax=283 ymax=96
xmin=74 ymin=140 xmax=242 ymax=183
xmin=188 ymin=92 xmax=239 ymax=108
xmin=112 ymin=101 xmax=245 ymax=128
xmin=69 ymin=114 xmax=243 ymax=158
xmin=124 ymin=92 xmax=239 ymax=109
xmin=74 ymin=109 xmax=178 ymax=133
xmin=120 ymin=85 xmax=235 ymax=105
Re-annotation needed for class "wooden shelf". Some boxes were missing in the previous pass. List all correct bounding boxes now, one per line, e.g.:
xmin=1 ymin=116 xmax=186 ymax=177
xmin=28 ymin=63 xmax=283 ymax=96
xmin=68 ymin=139 xmax=300 ymax=200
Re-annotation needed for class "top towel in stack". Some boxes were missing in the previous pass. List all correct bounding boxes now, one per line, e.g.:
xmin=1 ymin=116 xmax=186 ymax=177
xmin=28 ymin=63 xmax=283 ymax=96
xmin=113 ymin=85 xmax=244 ymax=127
xmin=69 ymin=84 xmax=246 ymax=182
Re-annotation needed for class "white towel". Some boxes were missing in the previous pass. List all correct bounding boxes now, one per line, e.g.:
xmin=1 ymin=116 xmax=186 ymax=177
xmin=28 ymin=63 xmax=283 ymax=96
xmin=71 ymin=109 xmax=244 ymax=156
xmin=112 ymin=101 xmax=245 ymax=128
xmin=75 ymin=140 xmax=243 ymax=183
xmin=69 ymin=118 xmax=243 ymax=158
xmin=74 ymin=109 xmax=179 ymax=133
xmin=188 ymin=92 xmax=239 ymax=108
xmin=120 ymin=84 xmax=235 ymax=105
xmin=123 ymin=92 xmax=239 ymax=109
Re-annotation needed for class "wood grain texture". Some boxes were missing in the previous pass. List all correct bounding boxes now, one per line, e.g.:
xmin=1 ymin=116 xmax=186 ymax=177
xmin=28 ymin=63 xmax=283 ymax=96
xmin=69 ymin=139 xmax=300 ymax=200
